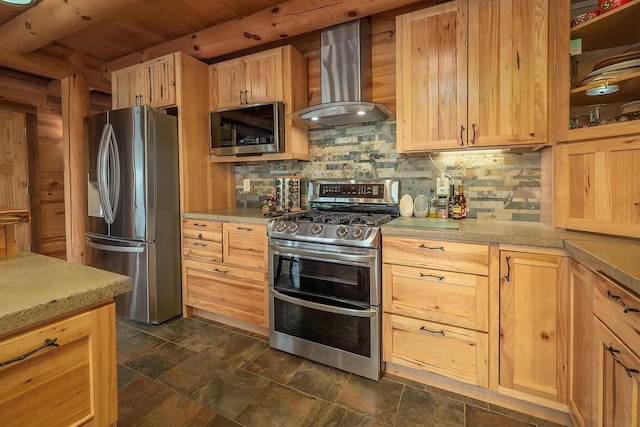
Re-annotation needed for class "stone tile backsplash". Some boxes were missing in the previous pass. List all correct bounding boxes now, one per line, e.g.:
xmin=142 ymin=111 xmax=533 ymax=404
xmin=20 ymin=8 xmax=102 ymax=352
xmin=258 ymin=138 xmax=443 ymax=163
xmin=234 ymin=120 xmax=542 ymax=221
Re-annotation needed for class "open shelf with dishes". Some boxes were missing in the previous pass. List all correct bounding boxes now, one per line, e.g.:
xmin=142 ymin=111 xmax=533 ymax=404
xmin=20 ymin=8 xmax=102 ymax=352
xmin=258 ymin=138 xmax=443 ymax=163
xmin=557 ymin=0 xmax=640 ymax=142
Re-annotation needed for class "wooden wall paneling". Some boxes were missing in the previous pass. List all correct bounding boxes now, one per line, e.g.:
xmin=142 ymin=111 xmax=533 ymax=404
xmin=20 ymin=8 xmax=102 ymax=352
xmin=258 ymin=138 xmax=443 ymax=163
xmin=25 ymin=113 xmax=41 ymax=253
xmin=0 ymin=110 xmax=30 ymax=252
xmin=37 ymin=108 xmax=65 ymax=259
xmin=61 ymin=73 xmax=89 ymax=264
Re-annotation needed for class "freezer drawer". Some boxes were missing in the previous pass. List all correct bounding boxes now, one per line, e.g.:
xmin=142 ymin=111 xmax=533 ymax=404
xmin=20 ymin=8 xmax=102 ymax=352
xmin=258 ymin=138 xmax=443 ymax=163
xmin=85 ymin=235 xmax=181 ymax=324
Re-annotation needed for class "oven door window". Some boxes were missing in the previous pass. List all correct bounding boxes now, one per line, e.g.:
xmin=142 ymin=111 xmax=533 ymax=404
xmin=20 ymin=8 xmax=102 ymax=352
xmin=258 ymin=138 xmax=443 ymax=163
xmin=272 ymin=292 xmax=373 ymax=357
xmin=272 ymin=253 xmax=371 ymax=304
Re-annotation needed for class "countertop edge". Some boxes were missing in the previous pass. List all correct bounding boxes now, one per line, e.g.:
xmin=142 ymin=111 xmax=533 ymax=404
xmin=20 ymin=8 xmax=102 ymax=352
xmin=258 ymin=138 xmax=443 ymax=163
xmin=0 ymin=278 xmax=132 ymax=336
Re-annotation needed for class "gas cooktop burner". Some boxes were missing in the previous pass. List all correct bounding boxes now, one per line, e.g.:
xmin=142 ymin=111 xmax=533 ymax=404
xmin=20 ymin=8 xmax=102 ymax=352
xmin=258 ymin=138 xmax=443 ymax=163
xmin=267 ymin=179 xmax=400 ymax=248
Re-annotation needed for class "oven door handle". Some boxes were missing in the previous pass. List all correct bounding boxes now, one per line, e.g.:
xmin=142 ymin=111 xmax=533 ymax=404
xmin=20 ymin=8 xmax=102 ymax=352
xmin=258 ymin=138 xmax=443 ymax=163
xmin=270 ymin=289 xmax=377 ymax=318
xmin=269 ymin=245 xmax=376 ymax=264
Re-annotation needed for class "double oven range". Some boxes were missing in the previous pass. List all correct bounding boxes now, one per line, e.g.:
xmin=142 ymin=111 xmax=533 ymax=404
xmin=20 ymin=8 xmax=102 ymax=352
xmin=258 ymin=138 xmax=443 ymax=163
xmin=267 ymin=179 xmax=399 ymax=380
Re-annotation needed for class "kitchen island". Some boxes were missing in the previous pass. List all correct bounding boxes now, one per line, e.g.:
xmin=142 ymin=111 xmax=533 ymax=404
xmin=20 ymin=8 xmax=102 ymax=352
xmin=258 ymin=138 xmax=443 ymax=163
xmin=0 ymin=252 xmax=133 ymax=427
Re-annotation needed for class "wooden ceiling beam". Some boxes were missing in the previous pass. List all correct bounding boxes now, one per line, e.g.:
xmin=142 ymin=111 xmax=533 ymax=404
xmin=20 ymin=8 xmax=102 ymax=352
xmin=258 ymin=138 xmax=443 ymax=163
xmin=0 ymin=45 xmax=111 ymax=92
xmin=106 ymin=0 xmax=425 ymax=74
xmin=0 ymin=0 xmax=137 ymax=55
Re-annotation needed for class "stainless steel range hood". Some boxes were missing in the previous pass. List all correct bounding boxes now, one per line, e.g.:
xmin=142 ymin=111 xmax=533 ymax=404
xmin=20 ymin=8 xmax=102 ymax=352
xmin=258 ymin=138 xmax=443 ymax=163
xmin=289 ymin=19 xmax=394 ymax=127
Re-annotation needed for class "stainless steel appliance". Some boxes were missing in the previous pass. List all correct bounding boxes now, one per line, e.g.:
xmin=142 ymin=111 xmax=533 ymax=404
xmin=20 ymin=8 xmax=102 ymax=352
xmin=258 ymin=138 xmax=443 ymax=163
xmin=267 ymin=179 xmax=399 ymax=380
xmin=210 ymin=101 xmax=284 ymax=156
xmin=84 ymin=106 xmax=182 ymax=324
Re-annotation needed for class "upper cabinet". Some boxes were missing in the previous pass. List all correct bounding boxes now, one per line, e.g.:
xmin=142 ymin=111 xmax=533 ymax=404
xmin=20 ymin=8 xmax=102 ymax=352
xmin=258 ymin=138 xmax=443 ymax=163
xmin=209 ymin=45 xmax=309 ymax=162
xmin=212 ymin=50 xmax=284 ymax=110
xmin=396 ymin=0 xmax=550 ymax=153
xmin=111 ymin=53 xmax=176 ymax=110
xmin=556 ymin=1 xmax=640 ymax=142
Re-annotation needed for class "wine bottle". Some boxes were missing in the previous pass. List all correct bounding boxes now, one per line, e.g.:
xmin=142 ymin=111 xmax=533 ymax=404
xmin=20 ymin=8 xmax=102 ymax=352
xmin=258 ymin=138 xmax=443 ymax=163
xmin=459 ymin=183 xmax=467 ymax=219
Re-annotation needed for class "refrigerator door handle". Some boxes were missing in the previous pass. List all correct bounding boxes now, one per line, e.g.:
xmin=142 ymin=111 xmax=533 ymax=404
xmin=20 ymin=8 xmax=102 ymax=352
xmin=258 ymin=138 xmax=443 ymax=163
xmin=97 ymin=123 xmax=120 ymax=224
xmin=85 ymin=238 xmax=145 ymax=253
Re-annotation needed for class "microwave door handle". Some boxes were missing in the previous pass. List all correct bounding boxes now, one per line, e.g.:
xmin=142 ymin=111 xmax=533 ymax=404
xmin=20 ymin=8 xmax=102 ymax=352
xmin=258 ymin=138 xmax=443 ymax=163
xmin=270 ymin=289 xmax=376 ymax=318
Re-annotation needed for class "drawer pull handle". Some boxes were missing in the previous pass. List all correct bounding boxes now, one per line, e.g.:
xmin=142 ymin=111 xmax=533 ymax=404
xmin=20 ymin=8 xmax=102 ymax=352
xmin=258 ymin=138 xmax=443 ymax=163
xmin=419 ymin=273 xmax=445 ymax=281
xmin=419 ymin=326 xmax=445 ymax=336
xmin=607 ymin=290 xmax=640 ymax=314
xmin=0 ymin=338 xmax=59 ymax=367
xmin=237 ymin=227 xmax=253 ymax=232
xmin=193 ymin=243 xmax=207 ymax=247
xmin=503 ymin=256 xmax=512 ymax=282
xmin=213 ymin=268 xmax=228 ymax=275
xmin=193 ymin=223 xmax=207 ymax=227
xmin=418 ymin=244 xmax=444 ymax=251
xmin=607 ymin=347 xmax=640 ymax=378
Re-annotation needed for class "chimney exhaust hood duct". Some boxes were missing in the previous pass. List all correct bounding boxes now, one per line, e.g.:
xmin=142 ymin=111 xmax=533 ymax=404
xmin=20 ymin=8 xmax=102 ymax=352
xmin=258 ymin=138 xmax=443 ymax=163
xmin=289 ymin=19 xmax=394 ymax=127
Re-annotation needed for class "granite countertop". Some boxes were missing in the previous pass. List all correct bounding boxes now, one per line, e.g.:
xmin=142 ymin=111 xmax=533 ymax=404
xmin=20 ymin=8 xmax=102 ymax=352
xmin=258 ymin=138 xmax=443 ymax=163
xmin=183 ymin=208 xmax=278 ymax=225
xmin=383 ymin=218 xmax=640 ymax=295
xmin=0 ymin=253 xmax=133 ymax=336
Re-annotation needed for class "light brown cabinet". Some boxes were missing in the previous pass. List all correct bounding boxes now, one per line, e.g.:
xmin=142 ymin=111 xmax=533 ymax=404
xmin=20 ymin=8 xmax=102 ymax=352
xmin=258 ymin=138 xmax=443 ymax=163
xmin=396 ymin=0 xmax=549 ymax=153
xmin=568 ymin=259 xmax=594 ymax=427
xmin=0 ymin=303 xmax=117 ymax=426
xmin=209 ymin=45 xmax=309 ymax=162
xmin=182 ymin=219 xmax=268 ymax=329
xmin=382 ymin=236 xmax=490 ymax=387
xmin=498 ymin=248 xmax=569 ymax=404
xmin=555 ymin=135 xmax=640 ymax=239
xmin=555 ymin=1 xmax=640 ymax=143
xmin=111 ymin=53 xmax=176 ymax=109
xmin=212 ymin=50 xmax=283 ymax=110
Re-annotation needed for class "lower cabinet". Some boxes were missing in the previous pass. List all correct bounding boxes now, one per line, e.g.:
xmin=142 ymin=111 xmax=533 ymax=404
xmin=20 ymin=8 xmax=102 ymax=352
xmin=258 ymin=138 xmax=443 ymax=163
xmin=591 ymin=270 xmax=640 ymax=427
xmin=0 ymin=303 xmax=117 ymax=426
xmin=181 ymin=219 xmax=268 ymax=329
xmin=498 ymin=247 xmax=569 ymax=404
xmin=382 ymin=237 xmax=490 ymax=388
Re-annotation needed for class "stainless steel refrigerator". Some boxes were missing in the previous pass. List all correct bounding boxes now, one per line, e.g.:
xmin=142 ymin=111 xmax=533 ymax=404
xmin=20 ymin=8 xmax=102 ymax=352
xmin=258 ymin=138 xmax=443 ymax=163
xmin=84 ymin=105 xmax=181 ymax=324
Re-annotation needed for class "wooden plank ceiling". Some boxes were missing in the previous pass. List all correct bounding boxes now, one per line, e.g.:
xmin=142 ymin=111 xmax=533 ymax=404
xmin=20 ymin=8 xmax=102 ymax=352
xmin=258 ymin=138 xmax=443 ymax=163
xmin=0 ymin=0 xmax=426 ymax=95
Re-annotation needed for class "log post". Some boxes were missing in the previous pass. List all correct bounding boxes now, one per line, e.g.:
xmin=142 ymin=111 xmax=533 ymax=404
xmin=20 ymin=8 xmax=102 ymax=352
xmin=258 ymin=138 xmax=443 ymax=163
xmin=61 ymin=73 xmax=89 ymax=264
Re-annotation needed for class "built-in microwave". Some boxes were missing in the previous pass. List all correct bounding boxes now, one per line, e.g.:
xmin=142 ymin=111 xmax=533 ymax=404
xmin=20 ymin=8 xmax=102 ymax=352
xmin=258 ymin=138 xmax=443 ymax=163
xmin=210 ymin=101 xmax=285 ymax=156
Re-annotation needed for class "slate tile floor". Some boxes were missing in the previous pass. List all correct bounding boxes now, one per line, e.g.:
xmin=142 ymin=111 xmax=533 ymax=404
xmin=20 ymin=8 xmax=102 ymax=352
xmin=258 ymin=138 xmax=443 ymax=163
xmin=116 ymin=316 xmax=565 ymax=427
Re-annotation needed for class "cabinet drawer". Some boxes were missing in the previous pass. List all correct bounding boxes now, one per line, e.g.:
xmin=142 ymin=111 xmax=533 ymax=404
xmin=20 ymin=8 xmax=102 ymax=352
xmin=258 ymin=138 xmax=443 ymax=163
xmin=184 ymin=260 xmax=267 ymax=326
xmin=0 ymin=312 xmax=93 ymax=426
xmin=383 ymin=313 xmax=489 ymax=388
xmin=182 ymin=237 xmax=222 ymax=262
xmin=593 ymin=272 xmax=640 ymax=358
xmin=383 ymin=236 xmax=489 ymax=275
xmin=182 ymin=219 xmax=222 ymax=241
xmin=383 ymin=263 xmax=488 ymax=331
xmin=223 ymin=223 xmax=266 ymax=269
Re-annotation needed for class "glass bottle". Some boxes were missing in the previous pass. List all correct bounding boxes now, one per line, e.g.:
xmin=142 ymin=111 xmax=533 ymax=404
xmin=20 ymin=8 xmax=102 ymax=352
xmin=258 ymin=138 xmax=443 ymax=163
xmin=458 ymin=183 xmax=467 ymax=219
xmin=428 ymin=187 xmax=438 ymax=218
xmin=448 ymin=183 xmax=455 ymax=218
xmin=451 ymin=188 xmax=462 ymax=220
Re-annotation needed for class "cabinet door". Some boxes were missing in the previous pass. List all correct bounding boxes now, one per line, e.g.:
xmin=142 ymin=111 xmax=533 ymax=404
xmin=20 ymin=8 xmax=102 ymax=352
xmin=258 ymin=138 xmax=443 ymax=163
xmin=396 ymin=1 xmax=467 ymax=152
xmin=555 ymin=136 xmax=640 ymax=238
xmin=499 ymin=250 xmax=568 ymax=403
xmin=0 ymin=304 xmax=116 ymax=426
xmin=111 ymin=64 xmax=142 ymax=109
xmin=184 ymin=259 xmax=267 ymax=327
xmin=593 ymin=318 xmax=640 ymax=427
xmin=244 ymin=49 xmax=283 ymax=105
xmin=141 ymin=54 xmax=176 ymax=107
xmin=223 ymin=223 xmax=266 ymax=269
xmin=568 ymin=260 xmax=594 ymax=427
xmin=213 ymin=57 xmax=246 ymax=110
xmin=467 ymin=0 xmax=548 ymax=147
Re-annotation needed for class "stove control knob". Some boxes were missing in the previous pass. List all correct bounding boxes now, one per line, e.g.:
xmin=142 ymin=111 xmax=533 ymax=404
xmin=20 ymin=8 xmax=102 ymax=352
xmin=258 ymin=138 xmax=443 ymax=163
xmin=336 ymin=225 xmax=349 ymax=238
xmin=351 ymin=226 xmax=364 ymax=239
xmin=287 ymin=221 xmax=299 ymax=233
xmin=275 ymin=220 xmax=287 ymax=233
xmin=310 ymin=223 xmax=323 ymax=235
